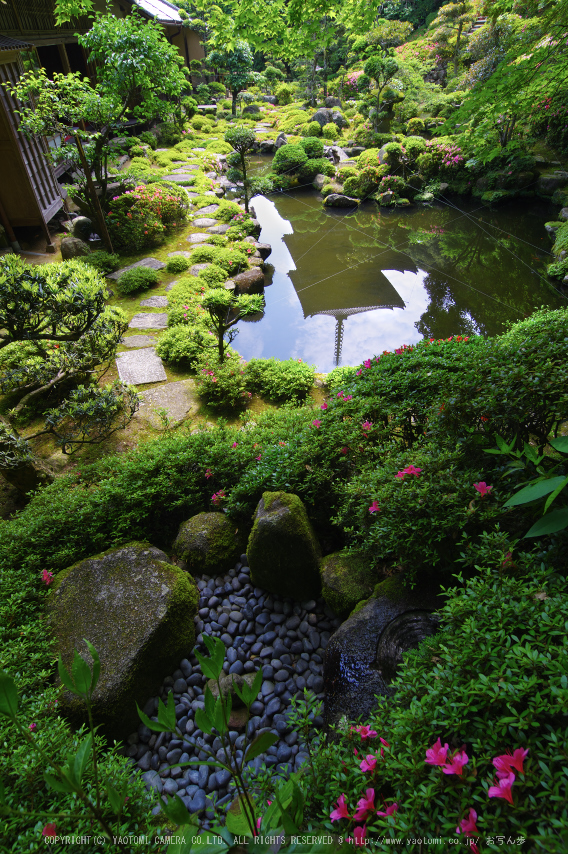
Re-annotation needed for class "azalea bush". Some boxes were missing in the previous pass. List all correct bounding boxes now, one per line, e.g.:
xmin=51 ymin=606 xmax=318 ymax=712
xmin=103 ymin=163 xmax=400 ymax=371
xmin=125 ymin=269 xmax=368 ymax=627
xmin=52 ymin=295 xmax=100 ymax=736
xmin=106 ymin=183 xmax=188 ymax=251
xmin=195 ymin=353 xmax=250 ymax=409
xmin=304 ymin=533 xmax=568 ymax=852
xmin=244 ymin=358 xmax=315 ymax=402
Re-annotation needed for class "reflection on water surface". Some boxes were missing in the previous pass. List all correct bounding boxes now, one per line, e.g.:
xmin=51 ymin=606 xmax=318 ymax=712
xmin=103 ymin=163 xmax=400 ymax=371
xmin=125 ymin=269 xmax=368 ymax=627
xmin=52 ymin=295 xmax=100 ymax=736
xmin=234 ymin=185 xmax=563 ymax=373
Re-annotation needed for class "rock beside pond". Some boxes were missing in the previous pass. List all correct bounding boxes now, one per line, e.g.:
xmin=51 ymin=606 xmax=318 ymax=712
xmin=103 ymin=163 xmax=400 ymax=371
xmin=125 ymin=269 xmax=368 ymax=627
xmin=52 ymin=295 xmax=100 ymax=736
xmin=324 ymin=575 xmax=442 ymax=727
xmin=47 ymin=542 xmax=198 ymax=739
xmin=173 ymin=512 xmax=246 ymax=575
xmin=320 ymin=551 xmax=377 ymax=617
xmin=254 ymin=242 xmax=272 ymax=260
xmin=559 ymin=207 xmax=568 ymax=221
xmin=248 ymin=491 xmax=322 ymax=600
xmin=233 ymin=267 xmax=265 ymax=294
xmin=61 ymin=236 xmax=90 ymax=260
xmin=537 ymin=171 xmax=568 ymax=195
xmin=313 ymin=173 xmax=327 ymax=191
xmin=275 ymin=133 xmax=288 ymax=150
xmin=323 ymin=193 xmax=359 ymax=208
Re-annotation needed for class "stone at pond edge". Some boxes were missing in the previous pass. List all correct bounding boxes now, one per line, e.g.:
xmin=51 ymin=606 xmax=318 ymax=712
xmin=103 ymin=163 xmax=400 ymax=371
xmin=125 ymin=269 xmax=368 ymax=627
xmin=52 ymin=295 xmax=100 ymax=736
xmin=46 ymin=542 xmax=198 ymax=740
xmin=320 ymin=551 xmax=377 ymax=617
xmin=233 ymin=267 xmax=265 ymax=295
xmin=172 ymin=512 xmax=246 ymax=575
xmin=248 ymin=492 xmax=322 ymax=600
xmin=323 ymin=194 xmax=359 ymax=208
xmin=323 ymin=574 xmax=441 ymax=728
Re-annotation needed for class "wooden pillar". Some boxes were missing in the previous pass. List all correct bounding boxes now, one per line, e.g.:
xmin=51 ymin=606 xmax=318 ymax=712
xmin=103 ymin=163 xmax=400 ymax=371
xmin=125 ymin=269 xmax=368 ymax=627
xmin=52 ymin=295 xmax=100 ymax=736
xmin=57 ymin=43 xmax=72 ymax=75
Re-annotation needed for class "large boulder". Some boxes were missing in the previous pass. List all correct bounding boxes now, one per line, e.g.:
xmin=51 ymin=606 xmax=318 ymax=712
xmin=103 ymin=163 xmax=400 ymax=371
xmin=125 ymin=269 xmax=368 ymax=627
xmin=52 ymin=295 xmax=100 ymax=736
xmin=331 ymin=110 xmax=348 ymax=129
xmin=537 ymin=171 xmax=568 ymax=195
xmin=275 ymin=133 xmax=288 ymax=150
xmin=312 ymin=173 xmax=327 ymax=191
xmin=323 ymin=193 xmax=359 ymax=207
xmin=248 ymin=491 xmax=322 ymax=599
xmin=325 ymin=96 xmax=341 ymax=108
xmin=47 ymin=542 xmax=198 ymax=739
xmin=60 ymin=236 xmax=90 ymax=260
xmin=323 ymin=575 xmax=442 ymax=727
xmin=243 ymin=104 xmax=261 ymax=115
xmin=320 ymin=551 xmax=377 ymax=616
xmin=172 ymin=512 xmax=246 ymax=574
xmin=71 ymin=216 xmax=93 ymax=241
xmin=310 ymin=108 xmax=333 ymax=128
xmin=233 ymin=267 xmax=265 ymax=294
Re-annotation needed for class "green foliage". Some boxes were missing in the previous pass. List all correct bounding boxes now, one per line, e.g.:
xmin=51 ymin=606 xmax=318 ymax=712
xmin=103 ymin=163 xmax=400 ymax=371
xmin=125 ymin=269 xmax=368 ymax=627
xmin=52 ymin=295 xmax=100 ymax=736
xmin=272 ymin=143 xmax=309 ymax=174
xmin=407 ymin=116 xmax=426 ymax=135
xmin=78 ymin=250 xmax=120 ymax=275
xmin=306 ymin=120 xmax=322 ymax=137
xmin=195 ymin=352 xmax=250 ymax=408
xmin=157 ymin=123 xmax=181 ymax=146
xmin=322 ymin=122 xmax=339 ymax=139
xmin=275 ymin=83 xmax=295 ymax=105
xmin=166 ymin=256 xmax=190 ymax=274
xmin=244 ymin=358 xmax=315 ymax=401
xmin=299 ymin=136 xmax=325 ymax=158
xmin=155 ymin=324 xmax=211 ymax=366
xmin=116 ymin=266 xmax=159 ymax=294
xmin=138 ymin=130 xmax=157 ymax=150
xmin=337 ymin=165 xmax=359 ymax=182
xmin=298 ymin=158 xmax=335 ymax=182
xmin=107 ymin=183 xmax=187 ymax=251
xmin=197 ymin=264 xmax=228 ymax=288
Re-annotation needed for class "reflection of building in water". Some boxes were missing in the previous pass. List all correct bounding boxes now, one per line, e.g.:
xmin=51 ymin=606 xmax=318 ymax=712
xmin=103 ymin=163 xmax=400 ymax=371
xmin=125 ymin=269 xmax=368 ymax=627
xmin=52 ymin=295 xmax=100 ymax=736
xmin=316 ymin=305 xmax=401 ymax=366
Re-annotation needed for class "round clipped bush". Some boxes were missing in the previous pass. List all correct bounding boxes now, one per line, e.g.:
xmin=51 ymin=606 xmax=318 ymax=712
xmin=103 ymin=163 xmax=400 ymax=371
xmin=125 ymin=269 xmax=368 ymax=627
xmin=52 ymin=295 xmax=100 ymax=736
xmin=337 ymin=165 xmax=359 ymax=182
xmin=195 ymin=353 xmax=249 ymax=409
xmin=197 ymin=264 xmax=227 ymax=288
xmin=275 ymin=83 xmax=294 ymax=105
xmin=357 ymin=148 xmax=382 ymax=169
xmin=166 ymin=256 xmax=190 ymax=274
xmin=307 ymin=120 xmax=322 ymax=137
xmin=299 ymin=136 xmax=325 ymax=158
xmin=298 ymin=158 xmax=335 ymax=182
xmin=116 ymin=266 xmax=159 ymax=295
xmin=155 ymin=325 xmax=209 ymax=366
xmin=192 ymin=116 xmax=207 ymax=130
xmin=342 ymin=176 xmax=360 ymax=197
xmin=322 ymin=122 xmax=339 ymax=140
xmin=407 ymin=116 xmax=425 ymax=136
xmin=244 ymin=357 xmax=315 ymax=401
xmin=79 ymin=250 xmax=120 ymax=275
xmin=272 ymin=143 xmax=308 ymax=175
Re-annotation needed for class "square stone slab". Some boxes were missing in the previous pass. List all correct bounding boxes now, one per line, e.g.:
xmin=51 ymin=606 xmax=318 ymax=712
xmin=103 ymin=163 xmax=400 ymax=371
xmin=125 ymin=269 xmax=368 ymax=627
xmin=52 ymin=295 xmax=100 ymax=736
xmin=168 ymin=250 xmax=192 ymax=258
xmin=136 ymin=379 xmax=198 ymax=428
xmin=107 ymin=257 xmax=166 ymax=280
xmin=193 ymin=217 xmax=218 ymax=227
xmin=140 ymin=295 xmax=169 ymax=307
xmin=187 ymin=233 xmax=210 ymax=244
xmin=121 ymin=335 xmax=156 ymax=348
xmin=162 ymin=175 xmax=196 ymax=184
xmin=129 ymin=313 xmax=168 ymax=329
xmin=116 ymin=347 xmax=167 ymax=385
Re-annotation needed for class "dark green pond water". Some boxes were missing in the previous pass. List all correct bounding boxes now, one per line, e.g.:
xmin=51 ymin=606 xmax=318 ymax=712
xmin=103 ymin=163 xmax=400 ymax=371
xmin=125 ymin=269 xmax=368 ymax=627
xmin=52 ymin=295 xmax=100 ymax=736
xmin=235 ymin=173 xmax=565 ymax=373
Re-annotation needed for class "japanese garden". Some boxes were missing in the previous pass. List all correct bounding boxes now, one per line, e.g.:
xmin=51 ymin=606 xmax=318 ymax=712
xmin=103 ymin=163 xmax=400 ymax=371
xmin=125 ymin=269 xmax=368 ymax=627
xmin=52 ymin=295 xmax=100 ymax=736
xmin=1 ymin=0 xmax=567 ymax=851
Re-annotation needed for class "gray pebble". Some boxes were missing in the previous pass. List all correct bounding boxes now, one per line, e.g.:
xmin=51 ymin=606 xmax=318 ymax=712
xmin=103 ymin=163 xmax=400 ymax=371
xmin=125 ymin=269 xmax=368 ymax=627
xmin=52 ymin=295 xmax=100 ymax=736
xmin=142 ymin=770 xmax=163 ymax=793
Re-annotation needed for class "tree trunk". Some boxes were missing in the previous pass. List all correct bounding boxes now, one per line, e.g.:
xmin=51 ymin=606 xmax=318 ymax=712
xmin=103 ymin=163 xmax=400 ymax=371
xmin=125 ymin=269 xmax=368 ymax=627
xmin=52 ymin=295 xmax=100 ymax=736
xmin=1 ymin=459 xmax=53 ymax=496
xmin=241 ymin=152 xmax=249 ymax=213
xmin=232 ymin=89 xmax=238 ymax=116
xmin=453 ymin=22 xmax=463 ymax=75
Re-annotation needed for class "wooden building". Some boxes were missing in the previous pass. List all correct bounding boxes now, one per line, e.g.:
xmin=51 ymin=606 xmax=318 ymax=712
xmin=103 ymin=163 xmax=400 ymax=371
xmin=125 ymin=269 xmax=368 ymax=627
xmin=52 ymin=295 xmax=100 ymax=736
xmin=0 ymin=0 xmax=203 ymax=251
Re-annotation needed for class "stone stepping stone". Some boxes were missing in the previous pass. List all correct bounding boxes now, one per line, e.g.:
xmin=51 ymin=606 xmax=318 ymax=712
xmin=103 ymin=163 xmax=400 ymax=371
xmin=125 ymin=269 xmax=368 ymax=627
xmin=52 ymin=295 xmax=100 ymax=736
xmin=192 ymin=147 xmax=206 ymax=152
xmin=207 ymin=224 xmax=230 ymax=234
xmin=216 ymin=176 xmax=238 ymax=189
xmin=107 ymin=257 xmax=165 ymax=281
xmin=136 ymin=379 xmax=198 ymax=428
xmin=121 ymin=335 xmax=156 ymax=348
xmin=187 ymin=233 xmax=210 ymax=244
xmin=116 ymin=347 xmax=167 ymax=384
xmin=166 ymin=281 xmax=179 ymax=292
xmin=171 ymin=166 xmax=200 ymax=173
xmin=205 ymin=171 xmax=217 ymax=179
xmin=168 ymin=250 xmax=193 ymax=258
xmin=193 ymin=217 xmax=218 ymax=227
xmin=163 ymin=175 xmax=196 ymax=184
xmin=198 ymin=204 xmax=219 ymax=215
xmin=190 ymin=263 xmax=211 ymax=276
xmin=129 ymin=313 xmax=168 ymax=329
xmin=186 ymin=192 xmax=199 ymax=198
xmin=140 ymin=295 xmax=169 ymax=308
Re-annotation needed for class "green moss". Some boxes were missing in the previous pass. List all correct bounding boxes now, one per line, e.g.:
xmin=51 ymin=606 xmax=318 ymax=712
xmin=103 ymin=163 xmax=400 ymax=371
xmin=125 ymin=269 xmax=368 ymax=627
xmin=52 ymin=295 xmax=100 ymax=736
xmin=248 ymin=491 xmax=321 ymax=599
xmin=172 ymin=512 xmax=246 ymax=574
xmin=320 ymin=550 xmax=377 ymax=616
xmin=552 ymin=221 xmax=568 ymax=256
xmin=349 ymin=574 xmax=411 ymax=617
xmin=47 ymin=541 xmax=198 ymax=739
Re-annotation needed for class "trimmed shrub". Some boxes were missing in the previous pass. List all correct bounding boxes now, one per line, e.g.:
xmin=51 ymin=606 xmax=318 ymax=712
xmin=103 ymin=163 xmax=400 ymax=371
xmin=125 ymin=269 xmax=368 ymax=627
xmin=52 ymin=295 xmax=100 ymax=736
xmin=272 ymin=143 xmax=309 ymax=175
xmin=138 ymin=131 xmax=157 ymax=150
xmin=155 ymin=325 xmax=210 ymax=366
xmin=79 ymin=251 xmax=120 ymax=275
xmin=275 ymin=83 xmax=294 ymax=105
xmin=406 ymin=116 xmax=425 ymax=135
xmin=197 ymin=264 xmax=227 ymax=288
xmin=116 ymin=266 xmax=159 ymax=294
xmin=298 ymin=158 xmax=335 ymax=182
xmin=306 ymin=120 xmax=322 ymax=137
xmin=337 ymin=165 xmax=359 ymax=182
xmin=107 ymin=184 xmax=188 ymax=251
xmin=244 ymin=358 xmax=315 ymax=401
xmin=166 ymin=256 xmax=190 ymax=274
xmin=299 ymin=136 xmax=325 ymax=158
xmin=357 ymin=148 xmax=382 ymax=169
xmin=195 ymin=353 xmax=250 ymax=409
xmin=322 ymin=122 xmax=339 ymax=140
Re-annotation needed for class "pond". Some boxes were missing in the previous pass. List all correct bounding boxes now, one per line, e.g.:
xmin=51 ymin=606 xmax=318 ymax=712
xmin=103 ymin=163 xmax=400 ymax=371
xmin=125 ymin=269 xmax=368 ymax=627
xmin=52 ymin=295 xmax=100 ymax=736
xmin=234 ymin=172 xmax=566 ymax=373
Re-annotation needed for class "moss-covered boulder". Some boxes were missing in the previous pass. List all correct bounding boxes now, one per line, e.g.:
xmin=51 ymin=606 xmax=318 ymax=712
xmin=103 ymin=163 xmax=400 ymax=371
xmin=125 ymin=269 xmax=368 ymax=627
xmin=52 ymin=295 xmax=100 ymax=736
xmin=172 ymin=512 xmax=246 ymax=575
xmin=248 ymin=491 xmax=321 ymax=599
xmin=320 ymin=551 xmax=377 ymax=616
xmin=47 ymin=542 xmax=198 ymax=739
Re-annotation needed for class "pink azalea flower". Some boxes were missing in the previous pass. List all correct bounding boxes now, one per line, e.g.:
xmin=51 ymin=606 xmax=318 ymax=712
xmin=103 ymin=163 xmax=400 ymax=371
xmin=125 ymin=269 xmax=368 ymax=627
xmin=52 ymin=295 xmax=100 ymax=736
xmin=443 ymin=750 xmax=469 ymax=776
xmin=356 ymin=369 xmax=362 ymax=376
xmin=362 ymin=421 xmax=373 ymax=432
xmin=456 ymin=808 xmax=478 ymax=836
xmin=396 ymin=465 xmax=422 ymax=479
xmin=205 ymin=468 xmax=212 ymax=479
xmin=321 ymin=402 xmax=328 ymax=410
xmin=377 ymin=802 xmax=398 ymax=817
xmin=354 ymin=788 xmax=375 ymax=821
xmin=352 ymin=725 xmax=377 ymax=740
xmin=488 ymin=771 xmax=515 ymax=805
xmin=312 ymin=420 xmax=322 ymax=428
xmin=473 ymin=482 xmax=492 ymax=497
xmin=425 ymin=737 xmax=450 ymax=766
xmin=231 ymin=442 xmax=238 ymax=448
xmin=379 ymin=737 xmax=390 ymax=748
xmin=337 ymin=391 xmax=344 ymax=399
xmin=42 ymin=824 xmax=57 ymax=838
xmin=493 ymin=747 xmax=528 ymax=775
xmin=368 ymin=500 xmax=380 ymax=514
xmin=330 ymin=793 xmax=350 ymax=821
xmin=29 ymin=723 xmax=37 ymax=732
xmin=42 ymin=569 xmax=53 ymax=586
xmin=360 ymin=754 xmax=377 ymax=773
xmin=363 ymin=359 xmax=371 ymax=369
xmin=344 ymin=395 xmax=353 ymax=401
xmin=256 ymin=455 xmax=262 ymax=461
xmin=352 ymin=825 xmax=367 ymax=847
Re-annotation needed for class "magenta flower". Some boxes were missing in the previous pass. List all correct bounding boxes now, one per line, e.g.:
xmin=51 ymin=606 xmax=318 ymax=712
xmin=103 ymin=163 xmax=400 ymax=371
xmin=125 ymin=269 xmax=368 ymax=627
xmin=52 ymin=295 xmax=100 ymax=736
xmin=321 ymin=402 xmax=328 ymax=411
xmin=473 ymin=481 xmax=492 ymax=497
xmin=341 ymin=446 xmax=348 ymax=454
xmin=488 ymin=771 xmax=515 ymax=805
xmin=344 ymin=395 xmax=353 ymax=401
xmin=352 ymin=725 xmax=378 ymax=740
xmin=425 ymin=737 xmax=450 ymax=766
xmin=362 ymin=421 xmax=373 ymax=432
xmin=28 ymin=723 xmax=37 ymax=732
xmin=337 ymin=391 xmax=344 ymax=399
xmin=354 ymin=788 xmax=375 ymax=821
xmin=42 ymin=569 xmax=53 ymax=587
xmin=456 ymin=808 xmax=478 ymax=836
xmin=231 ymin=442 xmax=238 ymax=448
xmin=443 ymin=750 xmax=469 ymax=776
xmin=330 ymin=793 xmax=350 ymax=821
xmin=256 ymin=455 xmax=262 ymax=461
xmin=396 ymin=465 xmax=422 ymax=479
xmin=493 ymin=747 xmax=528 ymax=776
xmin=377 ymin=802 xmax=398 ymax=817
xmin=42 ymin=824 xmax=57 ymax=838
xmin=312 ymin=420 xmax=322 ymax=428
xmin=205 ymin=468 xmax=212 ymax=479
xmin=368 ymin=500 xmax=380 ymax=514
xmin=352 ymin=826 xmax=367 ymax=847
xmin=360 ymin=754 xmax=377 ymax=773
xmin=363 ymin=359 xmax=371 ymax=369
xmin=356 ymin=369 xmax=362 ymax=376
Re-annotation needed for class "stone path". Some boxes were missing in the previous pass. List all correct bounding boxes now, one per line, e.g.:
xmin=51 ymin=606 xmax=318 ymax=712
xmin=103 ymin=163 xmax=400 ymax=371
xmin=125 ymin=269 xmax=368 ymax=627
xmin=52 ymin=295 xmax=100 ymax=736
xmin=187 ymin=233 xmax=210 ymax=244
xmin=127 ymin=558 xmax=340 ymax=822
xmin=108 ymin=258 xmax=166 ymax=281
xmin=129 ymin=313 xmax=168 ymax=329
xmin=116 ymin=347 xmax=167 ymax=384
xmin=168 ymin=251 xmax=192 ymax=259
xmin=135 ymin=379 xmax=198 ymax=428
xmin=193 ymin=218 xmax=218 ymax=228
xmin=121 ymin=335 xmax=156 ymax=348
xmin=163 ymin=175 xmax=196 ymax=184
xmin=198 ymin=205 xmax=219 ymax=215
xmin=140 ymin=296 xmax=169 ymax=308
